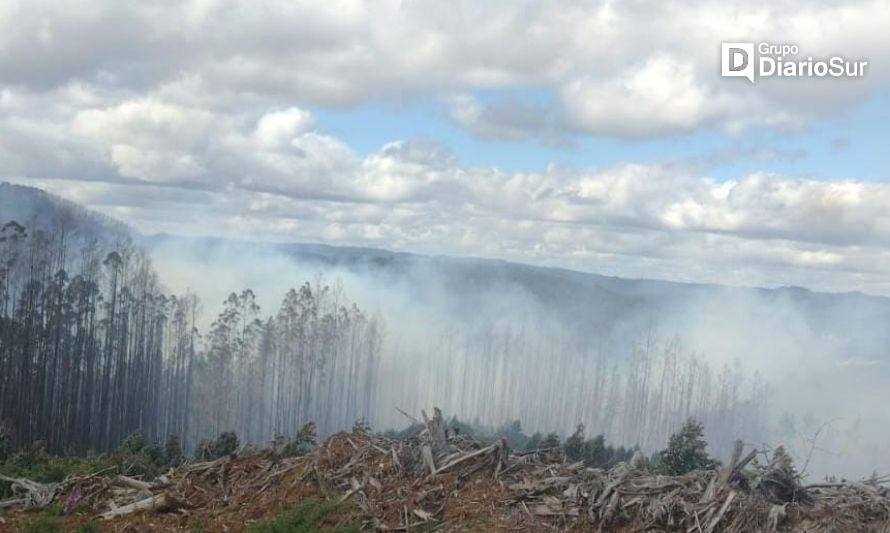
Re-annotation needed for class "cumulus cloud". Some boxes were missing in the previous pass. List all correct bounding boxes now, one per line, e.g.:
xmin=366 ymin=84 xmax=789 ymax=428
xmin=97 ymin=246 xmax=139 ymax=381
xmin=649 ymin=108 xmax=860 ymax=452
xmin=561 ymin=56 xmax=722 ymax=138
xmin=1 ymin=0 xmax=887 ymax=138
xmin=446 ymin=93 xmax=559 ymax=142
xmin=1 ymin=0 xmax=889 ymax=293
xmin=4 ymin=78 xmax=890 ymax=294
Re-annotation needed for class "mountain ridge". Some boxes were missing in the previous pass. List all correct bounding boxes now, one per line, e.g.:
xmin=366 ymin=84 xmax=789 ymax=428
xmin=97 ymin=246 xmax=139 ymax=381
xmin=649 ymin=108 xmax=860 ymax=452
xmin=5 ymin=181 xmax=890 ymax=356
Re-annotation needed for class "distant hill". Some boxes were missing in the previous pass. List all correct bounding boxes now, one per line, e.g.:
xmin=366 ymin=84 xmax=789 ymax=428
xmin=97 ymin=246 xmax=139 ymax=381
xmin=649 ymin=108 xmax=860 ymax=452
xmin=0 ymin=182 xmax=130 ymax=247
xmin=142 ymin=231 xmax=890 ymax=323
xmin=6 ymin=181 xmax=890 ymax=367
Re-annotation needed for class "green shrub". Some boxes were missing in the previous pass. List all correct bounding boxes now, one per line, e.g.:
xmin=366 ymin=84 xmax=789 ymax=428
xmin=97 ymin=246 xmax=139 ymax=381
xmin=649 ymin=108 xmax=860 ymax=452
xmin=0 ymin=430 xmax=181 ymax=498
xmin=0 ymin=422 xmax=12 ymax=462
xmin=0 ymin=446 xmax=118 ymax=497
xmin=194 ymin=431 xmax=240 ymax=461
xmin=114 ymin=430 xmax=169 ymax=478
xmin=164 ymin=434 xmax=184 ymax=466
xmin=351 ymin=418 xmax=371 ymax=434
xmin=118 ymin=430 xmax=147 ymax=455
xmin=656 ymin=419 xmax=721 ymax=475
xmin=541 ymin=432 xmax=561 ymax=449
xmin=247 ymin=499 xmax=359 ymax=533
xmin=275 ymin=423 xmax=317 ymax=458
xmin=563 ymin=424 xmax=634 ymax=467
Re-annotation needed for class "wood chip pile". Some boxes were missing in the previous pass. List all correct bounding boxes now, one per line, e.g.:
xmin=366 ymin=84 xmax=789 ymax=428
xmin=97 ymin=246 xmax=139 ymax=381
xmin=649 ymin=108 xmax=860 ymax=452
xmin=2 ymin=409 xmax=890 ymax=531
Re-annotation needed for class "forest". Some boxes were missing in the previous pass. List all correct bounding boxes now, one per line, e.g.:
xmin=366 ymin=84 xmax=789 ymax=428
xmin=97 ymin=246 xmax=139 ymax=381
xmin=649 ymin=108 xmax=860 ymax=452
xmin=0 ymin=212 xmax=766 ymax=458
xmin=0 ymin=217 xmax=382 ymax=455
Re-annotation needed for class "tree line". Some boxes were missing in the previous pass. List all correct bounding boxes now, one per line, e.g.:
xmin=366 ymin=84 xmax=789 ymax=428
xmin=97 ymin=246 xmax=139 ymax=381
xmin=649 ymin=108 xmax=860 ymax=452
xmin=0 ymin=219 xmax=381 ymax=454
xmin=379 ymin=321 xmax=768 ymax=455
xmin=0 ymin=213 xmax=767 ymax=458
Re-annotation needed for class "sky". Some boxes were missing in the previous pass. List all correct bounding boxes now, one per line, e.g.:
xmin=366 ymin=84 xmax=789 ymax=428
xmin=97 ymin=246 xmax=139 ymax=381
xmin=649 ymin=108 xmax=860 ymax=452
xmin=1 ymin=0 xmax=890 ymax=294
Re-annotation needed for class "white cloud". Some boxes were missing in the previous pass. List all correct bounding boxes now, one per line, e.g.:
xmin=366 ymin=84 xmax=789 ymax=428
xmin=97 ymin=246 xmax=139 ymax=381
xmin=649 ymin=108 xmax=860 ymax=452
xmin=110 ymin=144 xmax=205 ymax=182
xmin=253 ymin=107 xmax=315 ymax=148
xmin=1 ymin=0 xmax=890 ymax=293
xmin=5 ymin=81 xmax=890 ymax=294
xmin=561 ymin=56 xmax=721 ymax=137
xmin=1 ymin=0 xmax=888 ymax=137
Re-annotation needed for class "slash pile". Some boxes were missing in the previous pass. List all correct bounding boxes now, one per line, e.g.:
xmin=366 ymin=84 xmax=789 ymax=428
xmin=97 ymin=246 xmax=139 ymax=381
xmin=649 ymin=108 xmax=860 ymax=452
xmin=2 ymin=409 xmax=890 ymax=531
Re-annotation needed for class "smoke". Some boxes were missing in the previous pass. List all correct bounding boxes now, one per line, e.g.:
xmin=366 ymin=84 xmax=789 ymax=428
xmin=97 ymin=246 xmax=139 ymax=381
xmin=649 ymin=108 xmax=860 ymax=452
xmin=653 ymin=287 xmax=890 ymax=478
xmin=146 ymin=234 xmax=890 ymax=480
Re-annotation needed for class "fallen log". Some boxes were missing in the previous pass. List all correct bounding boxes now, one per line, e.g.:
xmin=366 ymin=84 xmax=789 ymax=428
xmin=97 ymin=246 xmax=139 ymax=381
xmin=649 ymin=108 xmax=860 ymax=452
xmin=113 ymin=475 xmax=153 ymax=492
xmin=100 ymin=492 xmax=179 ymax=519
xmin=0 ymin=474 xmax=62 ymax=510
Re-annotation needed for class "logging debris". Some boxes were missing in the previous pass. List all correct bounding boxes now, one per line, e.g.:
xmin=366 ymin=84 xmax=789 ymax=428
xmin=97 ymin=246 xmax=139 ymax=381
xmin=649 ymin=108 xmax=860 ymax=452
xmin=1 ymin=409 xmax=890 ymax=531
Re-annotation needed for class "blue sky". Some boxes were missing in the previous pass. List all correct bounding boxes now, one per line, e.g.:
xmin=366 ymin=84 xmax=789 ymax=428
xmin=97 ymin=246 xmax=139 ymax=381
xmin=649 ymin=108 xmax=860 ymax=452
xmin=316 ymin=89 xmax=889 ymax=181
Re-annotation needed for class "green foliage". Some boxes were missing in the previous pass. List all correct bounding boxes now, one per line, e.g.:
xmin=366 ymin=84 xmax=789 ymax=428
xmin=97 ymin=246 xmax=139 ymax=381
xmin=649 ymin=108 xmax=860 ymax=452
xmin=165 ymin=434 xmax=184 ymax=466
xmin=540 ymin=432 xmax=561 ymax=449
xmin=76 ymin=522 xmax=100 ymax=533
xmin=492 ymin=420 xmax=529 ymax=450
xmin=524 ymin=431 xmax=561 ymax=450
xmin=379 ymin=425 xmax=419 ymax=441
xmin=275 ymin=423 xmax=317 ymax=458
xmin=564 ymin=425 xmax=586 ymax=459
xmin=22 ymin=514 xmax=63 ymax=533
xmin=114 ymin=430 xmax=170 ymax=478
xmin=43 ymin=503 xmax=64 ymax=516
xmin=656 ymin=418 xmax=721 ymax=475
xmin=563 ymin=424 xmax=634 ymax=467
xmin=444 ymin=417 xmax=538 ymax=451
xmin=382 ymin=414 xmax=637 ymax=465
xmin=445 ymin=417 xmax=473 ymax=438
xmin=246 ymin=499 xmax=360 ymax=533
xmin=0 ymin=443 xmax=118 ymax=495
xmin=0 ymin=431 xmax=186 ymax=498
xmin=351 ymin=418 xmax=371 ymax=434
xmin=118 ymin=430 xmax=147 ymax=455
xmin=525 ymin=432 xmax=542 ymax=450
xmin=386 ymin=415 xmax=632 ymax=468
xmin=0 ymin=422 xmax=12 ymax=462
xmin=194 ymin=431 xmax=240 ymax=461
xmin=214 ymin=431 xmax=239 ymax=456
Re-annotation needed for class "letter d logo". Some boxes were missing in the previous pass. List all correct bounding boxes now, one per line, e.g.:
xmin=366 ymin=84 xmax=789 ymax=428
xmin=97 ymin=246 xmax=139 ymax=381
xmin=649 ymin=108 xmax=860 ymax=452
xmin=721 ymin=42 xmax=754 ymax=83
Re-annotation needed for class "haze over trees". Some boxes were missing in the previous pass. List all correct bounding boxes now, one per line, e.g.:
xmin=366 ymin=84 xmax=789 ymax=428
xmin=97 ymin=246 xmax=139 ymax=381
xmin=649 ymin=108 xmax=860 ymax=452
xmin=0 ymin=214 xmax=382 ymax=454
xmin=0 ymin=214 xmax=765 ymax=460
xmin=382 ymin=324 xmax=767 ymax=454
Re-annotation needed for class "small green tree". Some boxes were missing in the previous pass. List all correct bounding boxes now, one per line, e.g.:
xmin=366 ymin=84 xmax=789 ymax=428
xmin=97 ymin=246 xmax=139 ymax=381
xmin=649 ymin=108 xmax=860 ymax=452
xmin=0 ymin=422 xmax=12 ymax=461
xmin=118 ymin=430 xmax=147 ymax=455
xmin=213 ymin=431 xmax=240 ymax=457
xmin=194 ymin=431 xmax=240 ymax=461
xmin=564 ymin=424 xmax=586 ymax=461
xmin=164 ymin=434 xmax=184 ymax=466
xmin=657 ymin=419 xmax=720 ymax=475
xmin=275 ymin=422 xmax=317 ymax=458
xmin=494 ymin=420 xmax=529 ymax=450
xmin=585 ymin=434 xmax=607 ymax=465
xmin=525 ymin=432 xmax=543 ymax=450
xmin=562 ymin=425 xmax=631 ymax=467
xmin=541 ymin=432 xmax=561 ymax=449
xmin=352 ymin=418 xmax=371 ymax=434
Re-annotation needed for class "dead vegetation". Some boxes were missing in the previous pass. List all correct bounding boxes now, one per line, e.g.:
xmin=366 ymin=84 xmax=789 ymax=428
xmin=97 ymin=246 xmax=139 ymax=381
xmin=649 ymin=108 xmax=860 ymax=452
xmin=2 ymin=409 xmax=890 ymax=532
